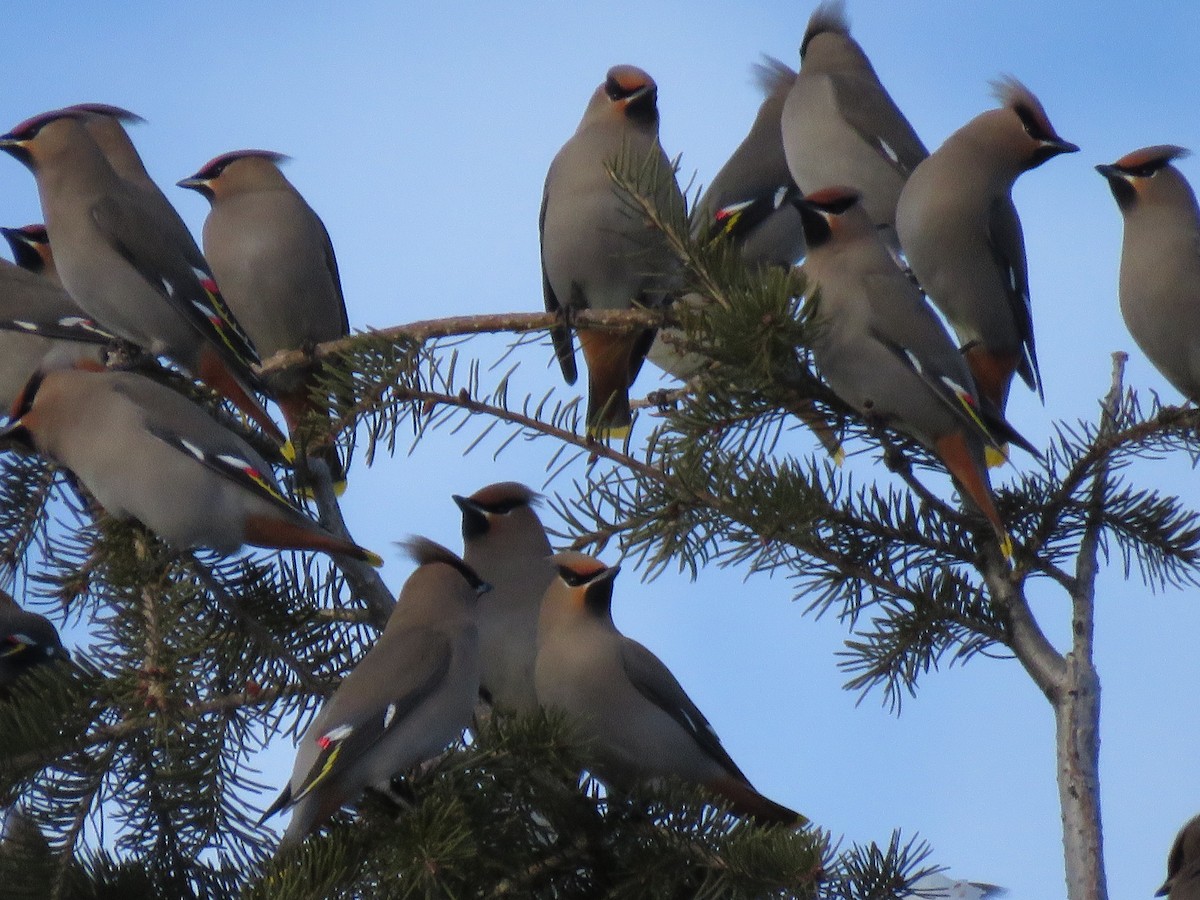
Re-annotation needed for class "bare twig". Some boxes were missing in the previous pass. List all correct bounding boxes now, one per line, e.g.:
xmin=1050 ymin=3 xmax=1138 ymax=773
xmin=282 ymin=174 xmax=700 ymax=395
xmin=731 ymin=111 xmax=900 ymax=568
xmin=257 ymin=310 xmax=669 ymax=376
xmin=303 ymin=456 xmax=396 ymax=630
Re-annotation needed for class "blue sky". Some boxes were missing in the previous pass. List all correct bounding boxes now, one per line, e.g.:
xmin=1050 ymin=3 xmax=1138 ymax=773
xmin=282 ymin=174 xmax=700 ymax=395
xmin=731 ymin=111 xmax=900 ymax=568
xmin=3 ymin=2 xmax=1199 ymax=896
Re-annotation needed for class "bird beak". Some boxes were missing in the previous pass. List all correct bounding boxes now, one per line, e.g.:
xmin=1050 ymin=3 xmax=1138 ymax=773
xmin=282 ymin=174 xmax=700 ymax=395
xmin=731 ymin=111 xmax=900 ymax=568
xmin=453 ymin=494 xmax=490 ymax=540
xmin=794 ymin=198 xmax=833 ymax=249
xmin=0 ymin=133 xmax=28 ymax=161
xmin=0 ymin=418 xmax=31 ymax=448
xmin=623 ymin=84 xmax=657 ymax=122
xmin=1048 ymin=138 xmax=1080 ymax=155
xmin=176 ymin=175 xmax=214 ymax=200
xmin=1095 ymin=163 xmax=1137 ymax=209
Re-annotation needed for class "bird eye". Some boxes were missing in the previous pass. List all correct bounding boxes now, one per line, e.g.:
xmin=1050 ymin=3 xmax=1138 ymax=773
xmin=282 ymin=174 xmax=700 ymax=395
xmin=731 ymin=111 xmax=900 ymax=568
xmin=9 ymin=122 xmax=45 ymax=141
xmin=1012 ymin=104 xmax=1050 ymax=142
xmin=557 ymin=566 xmax=592 ymax=588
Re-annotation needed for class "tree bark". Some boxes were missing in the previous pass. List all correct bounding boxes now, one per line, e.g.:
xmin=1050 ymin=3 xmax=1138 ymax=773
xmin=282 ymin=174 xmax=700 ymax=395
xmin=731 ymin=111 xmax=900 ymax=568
xmin=1056 ymin=352 xmax=1125 ymax=900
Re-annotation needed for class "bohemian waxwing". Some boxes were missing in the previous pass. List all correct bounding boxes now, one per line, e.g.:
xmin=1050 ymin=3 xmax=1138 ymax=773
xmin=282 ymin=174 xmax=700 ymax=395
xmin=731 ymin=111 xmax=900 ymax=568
xmin=1 ymin=224 xmax=60 ymax=287
xmin=535 ymin=551 xmax=805 ymax=826
xmin=1158 ymin=815 xmax=1200 ymax=900
xmin=645 ymin=56 xmax=843 ymax=463
xmin=647 ymin=58 xmax=806 ymax=380
xmin=0 ymin=589 xmax=68 ymax=690
xmin=0 ymin=109 xmax=287 ymax=449
xmin=797 ymin=187 xmax=1033 ymax=560
xmin=541 ymin=64 xmax=684 ymax=439
xmin=0 ymin=254 xmax=108 ymax=413
xmin=1096 ymin=146 xmax=1200 ymax=403
xmin=454 ymin=482 xmax=554 ymax=713
xmin=691 ymin=57 xmax=806 ymax=270
xmin=262 ymin=538 xmax=487 ymax=847
xmin=896 ymin=78 xmax=1077 ymax=413
xmin=177 ymin=150 xmax=351 ymax=489
xmin=780 ymin=0 xmax=927 ymax=246
xmin=0 ymin=366 xmax=379 ymax=565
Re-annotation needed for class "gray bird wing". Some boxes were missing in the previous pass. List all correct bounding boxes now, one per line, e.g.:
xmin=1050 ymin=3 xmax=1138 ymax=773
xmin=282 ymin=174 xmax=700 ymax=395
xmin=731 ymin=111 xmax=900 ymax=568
xmin=316 ymin=217 xmax=351 ymax=336
xmin=285 ymin=629 xmax=453 ymax=807
xmin=141 ymin=420 xmax=301 ymax=521
xmin=0 ymin=317 xmax=114 ymax=344
xmin=89 ymin=195 xmax=263 ymax=374
xmin=864 ymin=320 xmax=1002 ymax=454
xmin=986 ymin=196 xmax=1042 ymax=398
xmin=1 ymin=608 xmax=65 ymax=660
xmin=618 ymin=637 xmax=749 ymax=783
xmin=700 ymin=183 xmax=801 ymax=247
xmin=0 ymin=263 xmax=114 ymax=343
xmin=831 ymin=73 xmax=927 ymax=176
xmin=539 ymin=187 xmax=578 ymax=385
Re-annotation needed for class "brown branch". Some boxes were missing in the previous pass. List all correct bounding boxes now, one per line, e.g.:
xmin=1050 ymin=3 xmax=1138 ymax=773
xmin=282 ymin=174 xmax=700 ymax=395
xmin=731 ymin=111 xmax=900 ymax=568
xmin=302 ymin=455 xmax=396 ymax=630
xmin=257 ymin=309 xmax=670 ymax=376
xmin=409 ymin=382 xmax=977 ymax=626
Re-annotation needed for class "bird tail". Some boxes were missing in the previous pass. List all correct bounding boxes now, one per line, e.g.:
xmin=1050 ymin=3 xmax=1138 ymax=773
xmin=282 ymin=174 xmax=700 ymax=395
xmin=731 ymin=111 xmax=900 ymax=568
xmin=243 ymin=514 xmax=383 ymax=567
xmin=785 ymin=397 xmax=844 ymax=465
xmin=706 ymin=775 xmax=807 ymax=827
xmin=935 ymin=431 xmax=1012 ymax=561
xmin=197 ymin=346 xmax=289 ymax=450
xmin=962 ymin=345 xmax=1018 ymax=417
xmin=580 ymin=331 xmax=634 ymax=440
xmin=275 ymin=385 xmax=348 ymax=496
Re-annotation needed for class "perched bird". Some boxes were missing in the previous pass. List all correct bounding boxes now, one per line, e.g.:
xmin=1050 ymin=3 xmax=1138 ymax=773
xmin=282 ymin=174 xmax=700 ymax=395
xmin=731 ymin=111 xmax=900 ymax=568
xmin=541 ymin=64 xmax=684 ymax=439
xmin=781 ymin=0 xmax=927 ymax=244
xmin=1096 ymin=146 xmax=1200 ymax=403
xmin=454 ymin=482 xmax=554 ymax=713
xmin=535 ymin=551 xmax=804 ymax=826
xmin=0 ymin=589 xmax=68 ymax=689
xmin=0 ymin=253 xmax=107 ymax=412
xmin=0 ymin=109 xmax=287 ymax=448
xmin=648 ymin=58 xmax=805 ymax=380
xmin=1 ymin=224 xmax=61 ymax=287
xmin=1158 ymin=814 xmax=1200 ymax=899
xmin=896 ymin=78 xmax=1077 ymax=413
xmin=798 ymin=186 xmax=1031 ymax=560
xmin=178 ymin=150 xmax=351 ymax=488
xmin=0 ymin=366 xmax=379 ymax=565
xmin=691 ymin=57 xmax=806 ymax=271
xmin=262 ymin=538 xmax=487 ymax=847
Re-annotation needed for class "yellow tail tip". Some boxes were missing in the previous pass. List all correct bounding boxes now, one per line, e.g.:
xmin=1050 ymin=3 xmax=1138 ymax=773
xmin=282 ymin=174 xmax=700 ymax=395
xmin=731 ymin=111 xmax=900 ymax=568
xmin=363 ymin=549 xmax=384 ymax=568
xmin=985 ymin=443 xmax=1010 ymax=469
xmin=586 ymin=423 xmax=631 ymax=442
xmin=280 ymin=439 xmax=297 ymax=464
xmin=298 ymin=479 xmax=347 ymax=501
xmin=832 ymin=447 xmax=846 ymax=467
xmin=999 ymin=532 xmax=1014 ymax=562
